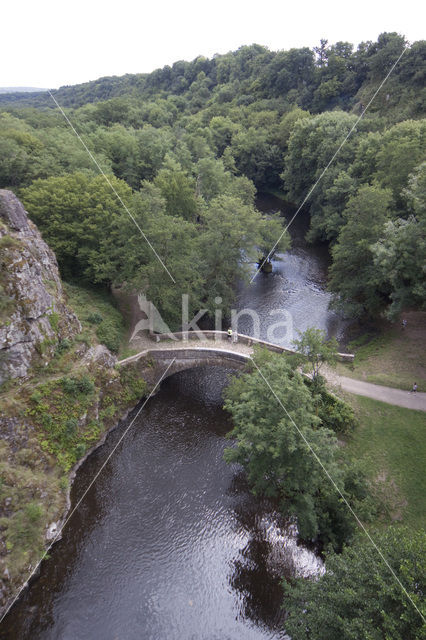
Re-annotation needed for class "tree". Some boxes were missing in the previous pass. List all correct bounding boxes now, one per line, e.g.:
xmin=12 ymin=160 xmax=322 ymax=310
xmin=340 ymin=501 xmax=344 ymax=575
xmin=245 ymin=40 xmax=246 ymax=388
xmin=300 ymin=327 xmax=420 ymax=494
xmin=21 ymin=172 xmax=133 ymax=282
xmin=375 ymin=120 xmax=426 ymax=209
xmin=94 ymin=182 xmax=203 ymax=329
xmin=373 ymin=216 xmax=426 ymax=318
xmin=284 ymin=527 xmax=426 ymax=640
xmin=223 ymin=350 xmax=365 ymax=549
xmin=328 ymin=185 xmax=393 ymax=318
xmin=292 ymin=327 xmax=338 ymax=380
xmin=231 ymin=127 xmax=283 ymax=190
xmin=282 ymin=111 xmax=361 ymax=242
xmin=198 ymin=196 xmax=289 ymax=312
xmin=154 ymin=160 xmax=199 ymax=220
xmin=313 ymin=39 xmax=329 ymax=67
xmin=276 ymin=108 xmax=311 ymax=151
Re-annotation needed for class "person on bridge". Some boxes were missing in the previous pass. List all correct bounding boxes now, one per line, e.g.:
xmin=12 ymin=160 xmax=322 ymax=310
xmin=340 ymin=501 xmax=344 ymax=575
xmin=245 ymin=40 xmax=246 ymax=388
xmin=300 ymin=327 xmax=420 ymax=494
xmin=227 ymin=327 xmax=233 ymax=341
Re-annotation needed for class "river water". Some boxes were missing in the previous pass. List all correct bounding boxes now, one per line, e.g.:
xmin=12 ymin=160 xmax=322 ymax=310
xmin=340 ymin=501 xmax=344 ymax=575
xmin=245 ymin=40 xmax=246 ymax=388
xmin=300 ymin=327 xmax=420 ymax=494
xmin=1 ymin=196 xmax=347 ymax=639
xmin=235 ymin=195 xmax=351 ymax=347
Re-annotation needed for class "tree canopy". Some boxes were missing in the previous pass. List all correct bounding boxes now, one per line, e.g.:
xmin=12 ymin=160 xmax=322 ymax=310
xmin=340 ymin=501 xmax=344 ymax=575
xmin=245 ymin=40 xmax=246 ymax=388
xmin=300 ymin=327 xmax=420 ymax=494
xmin=224 ymin=349 xmax=371 ymax=550
xmin=0 ymin=32 xmax=424 ymax=323
xmin=284 ymin=527 xmax=426 ymax=640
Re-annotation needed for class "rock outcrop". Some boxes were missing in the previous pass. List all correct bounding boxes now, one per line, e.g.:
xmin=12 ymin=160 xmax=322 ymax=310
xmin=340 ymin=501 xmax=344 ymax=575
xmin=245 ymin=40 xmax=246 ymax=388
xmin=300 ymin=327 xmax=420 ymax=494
xmin=0 ymin=190 xmax=80 ymax=384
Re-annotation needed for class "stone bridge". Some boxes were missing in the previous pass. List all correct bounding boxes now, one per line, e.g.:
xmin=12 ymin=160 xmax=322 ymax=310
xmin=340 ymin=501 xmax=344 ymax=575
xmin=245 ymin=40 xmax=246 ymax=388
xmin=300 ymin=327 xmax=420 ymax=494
xmin=117 ymin=331 xmax=354 ymax=380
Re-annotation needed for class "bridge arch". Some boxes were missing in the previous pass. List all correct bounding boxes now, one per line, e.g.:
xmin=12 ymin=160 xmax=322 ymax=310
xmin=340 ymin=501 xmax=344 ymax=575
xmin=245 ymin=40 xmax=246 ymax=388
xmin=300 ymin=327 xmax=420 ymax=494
xmin=120 ymin=346 xmax=251 ymax=382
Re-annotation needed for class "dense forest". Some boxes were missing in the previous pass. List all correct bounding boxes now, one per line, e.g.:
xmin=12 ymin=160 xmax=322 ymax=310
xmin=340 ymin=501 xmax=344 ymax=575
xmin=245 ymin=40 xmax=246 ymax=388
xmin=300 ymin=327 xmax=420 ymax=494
xmin=0 ymin=32 xmax=425 ymax=324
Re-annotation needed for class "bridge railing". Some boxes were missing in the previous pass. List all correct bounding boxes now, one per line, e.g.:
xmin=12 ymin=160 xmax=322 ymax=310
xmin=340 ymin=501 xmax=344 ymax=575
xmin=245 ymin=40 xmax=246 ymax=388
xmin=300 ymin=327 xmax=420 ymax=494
xmin=148 ymin=330 xmax=354 ymax=362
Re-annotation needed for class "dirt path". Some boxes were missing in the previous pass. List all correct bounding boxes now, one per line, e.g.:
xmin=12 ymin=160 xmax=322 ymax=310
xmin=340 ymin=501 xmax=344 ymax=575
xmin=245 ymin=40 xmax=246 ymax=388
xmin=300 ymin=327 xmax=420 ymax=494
xmin=324 ymin=367 xmax=426 ymax=411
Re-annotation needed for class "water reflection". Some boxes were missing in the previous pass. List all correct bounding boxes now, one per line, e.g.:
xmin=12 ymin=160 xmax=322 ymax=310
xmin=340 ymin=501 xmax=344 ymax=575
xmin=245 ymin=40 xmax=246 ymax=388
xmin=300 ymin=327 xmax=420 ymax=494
xmin=236 ymin=195 xmax=351 ymax=347
xmin=1 ymin=368 xmax=322 ymax=640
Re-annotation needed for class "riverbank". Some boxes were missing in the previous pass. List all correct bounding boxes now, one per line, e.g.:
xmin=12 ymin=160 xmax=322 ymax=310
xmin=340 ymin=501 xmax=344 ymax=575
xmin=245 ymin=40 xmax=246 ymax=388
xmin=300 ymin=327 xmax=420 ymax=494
xmin=336 ymin=311 xmax=426 ymax=392
xmin=0 ymin=282 xmax=150 ymax=621
xmin=340 ymin=393 xmax=426 ymax=531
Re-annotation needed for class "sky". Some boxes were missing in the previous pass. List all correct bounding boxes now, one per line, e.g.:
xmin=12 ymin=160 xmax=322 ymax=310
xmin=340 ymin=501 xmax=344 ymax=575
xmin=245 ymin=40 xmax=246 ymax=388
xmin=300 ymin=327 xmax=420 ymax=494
xmin=1 ymin=0 xmax=424 ymax=88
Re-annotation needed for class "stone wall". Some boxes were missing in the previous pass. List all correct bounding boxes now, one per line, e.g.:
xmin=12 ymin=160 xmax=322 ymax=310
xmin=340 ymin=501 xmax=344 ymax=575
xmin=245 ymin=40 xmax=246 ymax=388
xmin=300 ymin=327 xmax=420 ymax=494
xmin=148 ymin=330 xmax=355 ymax=361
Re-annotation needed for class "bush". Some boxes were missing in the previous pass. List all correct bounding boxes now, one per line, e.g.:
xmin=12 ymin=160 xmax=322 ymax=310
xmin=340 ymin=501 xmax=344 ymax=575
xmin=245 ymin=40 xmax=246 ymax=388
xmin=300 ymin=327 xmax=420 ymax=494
xmin=55 ymin=338 xmax=71 ymax=355
xmin=74 ymin=442 xmax=86 ymax=458
xmin=319 ymin=394 xmax=357 ymax=434
xmin=61 ymin=375 xmax=95 ymax=396
xmin=86 ymin=312 xmax=103 ymax=325
xmin=65 ymin=418 xmax=78 ymax=438
xmin=30 ymin=390 xmax=43 ymax=404
xmin=96 ymin=320 xmax=121 ymax=353
xmin=8 ymin=502 xmax=44 ymax=550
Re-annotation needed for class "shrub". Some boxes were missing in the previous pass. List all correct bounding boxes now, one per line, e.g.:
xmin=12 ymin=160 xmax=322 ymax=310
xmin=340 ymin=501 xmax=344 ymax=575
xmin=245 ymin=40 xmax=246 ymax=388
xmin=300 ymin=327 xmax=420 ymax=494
xmin=65 ymin=418 xmax=78 ymax=438
xmin=318 ymin=393 xmax=357 ymax=434
xmin=55 ymin=338 xmax=71 ymax=355
xmin=8 ymin=502 xmax=44 ymax=550
xmin=74 ymin=442 xmax=86 ymax=459
xmin=87 ymin=312 xmax=103 ymax=325
xmin=96 ymin=320 xmax=121 ymax=353
xmin=61 ymin=375 xmax=95 ymax=396
xmin=30 ymin=390 xmax=43 ymax=404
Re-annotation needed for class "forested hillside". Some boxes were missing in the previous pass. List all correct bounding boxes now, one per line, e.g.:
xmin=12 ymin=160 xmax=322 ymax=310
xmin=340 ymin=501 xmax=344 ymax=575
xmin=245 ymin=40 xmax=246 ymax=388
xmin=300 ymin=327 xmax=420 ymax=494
xmin=0 ymin=32 xmax=424 ymax=323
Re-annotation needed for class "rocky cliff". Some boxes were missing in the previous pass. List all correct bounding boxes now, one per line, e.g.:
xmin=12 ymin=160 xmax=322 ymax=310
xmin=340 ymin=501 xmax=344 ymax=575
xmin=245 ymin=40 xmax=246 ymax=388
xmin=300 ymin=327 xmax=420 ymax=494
xmin=0 ymin=193 xmax=149 ymax=620
xmin=0 ymin=190 xmax=80 ymax=384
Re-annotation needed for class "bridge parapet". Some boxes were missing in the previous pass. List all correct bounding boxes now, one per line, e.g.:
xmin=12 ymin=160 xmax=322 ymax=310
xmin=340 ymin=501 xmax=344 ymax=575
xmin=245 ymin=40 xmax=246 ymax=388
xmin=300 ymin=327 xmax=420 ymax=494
xmin=148 ymin=330 xmax=354 ymax=362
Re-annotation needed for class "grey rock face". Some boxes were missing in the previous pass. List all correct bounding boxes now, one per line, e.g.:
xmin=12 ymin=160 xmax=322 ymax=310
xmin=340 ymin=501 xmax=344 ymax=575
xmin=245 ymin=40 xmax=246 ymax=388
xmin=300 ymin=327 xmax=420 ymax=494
xmin=82 ymin=344 xmax=117 ymax=369
xmin=0 ymin=190 xmax=29 ymax=231
xmin=0 ymin=190 xmax=80 ymax=384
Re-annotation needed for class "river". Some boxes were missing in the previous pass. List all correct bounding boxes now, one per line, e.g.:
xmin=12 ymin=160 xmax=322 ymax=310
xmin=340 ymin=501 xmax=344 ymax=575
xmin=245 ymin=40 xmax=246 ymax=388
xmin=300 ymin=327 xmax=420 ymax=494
xmin=1 ymin=195 xmax=348 ymax=639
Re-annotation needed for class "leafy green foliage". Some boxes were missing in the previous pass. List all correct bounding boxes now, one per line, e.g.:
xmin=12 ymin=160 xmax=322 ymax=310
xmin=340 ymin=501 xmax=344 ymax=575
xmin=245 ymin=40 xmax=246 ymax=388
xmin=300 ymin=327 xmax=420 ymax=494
xmin=0 ymin=33 xmax=423 ymax=323
xmin=283 ymin=527 xmax=426 ymax=640
xmin=64 ymin=282 xmax=127 ymax=355
xmin=21 ymin=172 xmax=134 ymax=281
xmin=55 ymin=338 xmax=72 ymax=356
xmin=95 ymin=319 xmax=122 ymax=353
xmin=61 ymin=375 xmax=95 ymax=396
xmin=328 ymin=185 xmax=393 ymax=318
xmin=224 ymin=350 xmax=370 ymax=550
xmin=6 ymin=502 xmax=44 ymax=552
xmin=86 ymin=312 xmax=103 ymax=325
xmin=48 ymin=311 xmax=60 ymax=333
xmin=292 ymin=327 xmax=338 ymax=379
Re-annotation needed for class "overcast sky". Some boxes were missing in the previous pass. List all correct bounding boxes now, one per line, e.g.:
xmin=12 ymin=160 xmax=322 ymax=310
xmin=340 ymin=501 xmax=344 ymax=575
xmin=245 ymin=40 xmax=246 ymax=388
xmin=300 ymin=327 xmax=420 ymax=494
xmin=1 ymin=0 xmax=424 ymax=88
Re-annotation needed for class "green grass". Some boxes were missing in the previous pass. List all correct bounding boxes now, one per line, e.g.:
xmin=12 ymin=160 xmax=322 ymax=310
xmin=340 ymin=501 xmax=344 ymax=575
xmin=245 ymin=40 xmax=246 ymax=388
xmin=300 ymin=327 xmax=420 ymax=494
xmin=337 ymin=314 xmax=426 ymax=392
xmin=0 ymin=439 xmax=66 ymax=581
xmin=343 ymin=395 xmax=426 ymax=530
xmin=27 ymin=373 xmax=101 ymax=471
xmin=64 ymin=282 xmax=129 ymax=355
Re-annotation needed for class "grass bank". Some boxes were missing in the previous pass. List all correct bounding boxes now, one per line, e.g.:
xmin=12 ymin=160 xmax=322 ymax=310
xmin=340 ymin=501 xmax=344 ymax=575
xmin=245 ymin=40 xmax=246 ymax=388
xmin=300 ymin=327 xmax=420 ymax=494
xmin=342 ymin=394 xmax=426 ymax=530
xmin=337 ymin=311 xmax=426 ymax=392
xmin=63 ymin=282 xmax=129 ymax=356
